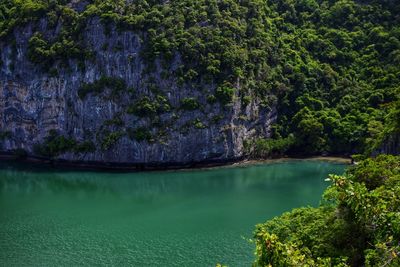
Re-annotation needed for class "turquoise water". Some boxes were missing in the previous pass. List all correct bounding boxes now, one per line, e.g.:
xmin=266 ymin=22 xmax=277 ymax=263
xmin=0 ymin=160 xmax=345 ymax=266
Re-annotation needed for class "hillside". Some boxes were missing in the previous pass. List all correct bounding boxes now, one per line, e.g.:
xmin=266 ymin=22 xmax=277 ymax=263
xmin=0 ymin=0 xmax=399 ymax=164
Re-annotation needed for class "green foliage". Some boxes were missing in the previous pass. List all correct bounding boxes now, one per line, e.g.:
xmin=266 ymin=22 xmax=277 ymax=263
xmin=211 ymin=114 xmax=224 ymax=124
xmin=2 ymin=1 xmax=90 ymax=70
xmin=272 ymin=0 xmax=400 ymax=155
xmin=242 ymin=95 xmax=252 ymax=106
xmin=78 ymin=76 xmax=126 ymax=99
xmin=293 ymin=109 xmax=326 ymax=153
xmin=27 ymin=32 xmax=50 ymax=64
xmin=73 ymin=141 xmax=96 ymax=154
xmin=368 ymin=99 xmax=400 ymax=154
xmin=1 ymin=0 xmax=400 ymax=153
xmin=27 ymin=32 xmax=86 ymax=68
xmin=255 ymin=216 xmax=350 ymax=266
xmin=127 ymin=96 xmax=156 ymax=116
xmin=101 ymin=131 xmax=124 ymax=150
xmin=215 ymin=82 xmax=235 ymax=105
xmin=193 ymin=118 xmax=206 ymax=129
xmin=33 ymin=130 xmax=96 ymax=157
xmin=33 ymin=130 xmax=77 ymax=158
xmin=0 ymin=0 xmax=49 ymax=38
xmin=127 ymin=95 xmax=170 ymax=117
xmin=206 ymin=95 xmax=217 ymax=104
xmin=347 ymin=155 xmax=400 ymax=190
xmin=104 ymin=116 xmax=124 ymax=127
xmin=247 ymin=135 xmax=295 ymax=158
xmin=180 ymin=97 xmax=200 ymax=111
xmin=254 ymin=155 xmax=400 ymax=266
xmin=127 ymin=127 xmax=153 ymax=142
xmin=180 ymin=118 xmax=207 ymax=132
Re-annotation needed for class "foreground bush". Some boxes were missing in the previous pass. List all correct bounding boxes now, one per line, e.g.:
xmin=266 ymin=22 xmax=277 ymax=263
xmin=254 ymin=155 xmax=400 ymax=266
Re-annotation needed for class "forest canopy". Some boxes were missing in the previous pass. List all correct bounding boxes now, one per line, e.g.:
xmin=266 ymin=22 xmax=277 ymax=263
xmin=0 ymin=0 xmax=399 ymax=155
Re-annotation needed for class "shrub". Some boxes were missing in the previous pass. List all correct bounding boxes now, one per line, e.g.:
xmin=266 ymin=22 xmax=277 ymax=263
xmin=101 ymin=131 xmax=124 ymax=150
xmin=127 ymin=96 xmax=157 ymax=116
xmin=127 ymin=95 xmax=170 ymax=117
xmin=247 ymin=135 xmax=295 ymax=158
xmin=193 ymin=119 xmax=206 ymax=129
xmin=104 ymin=116 xmax=124 ymax=127
xmin=73 ymin=141 xmax=96 ymax=154
xmin=211 ymin=114 xmax=224 ymax=123
xmin=184 ymin=69 xmax=198 ymax=81
xmin=215 ymin=82 xmax=235 ymax=104
xmin=254 ymin=155 xmax=400 ymax=266
xmin=242 ymin=95 xmax=252 ymax=106
xmin=27 ymin=33 xmax=50 ymax=64
xmin=34 ymin=131 xmax=77 ymax=158
xmin=127 ymin=127 xmax=152 ymax=142
xmin=180 ymin=97 xmax=200 ymax=111
xmin=78 ymin=76 xmax=126 ymax=99
xmin=206 ymin=95 xmax=217 ymax=104
xmin=27 ymin=31 xmax=88 ymax=70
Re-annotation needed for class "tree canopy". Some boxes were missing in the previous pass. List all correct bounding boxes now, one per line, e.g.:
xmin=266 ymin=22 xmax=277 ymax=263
xmin=254 ymin=155 xmax=400 ymax=266
xmin=1 ymin=0 xmax=399 ymax=153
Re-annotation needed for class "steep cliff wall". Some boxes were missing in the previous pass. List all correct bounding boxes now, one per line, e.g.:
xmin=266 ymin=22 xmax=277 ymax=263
xmin=0 ymin=17 xmax=275 ymax=164
xmin=375 ymin=134 xmax=400 ymax=156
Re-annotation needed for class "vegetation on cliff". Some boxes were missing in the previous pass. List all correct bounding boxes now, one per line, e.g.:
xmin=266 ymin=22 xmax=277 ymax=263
xmin=1 ymin=0 xmax=399 ymax=156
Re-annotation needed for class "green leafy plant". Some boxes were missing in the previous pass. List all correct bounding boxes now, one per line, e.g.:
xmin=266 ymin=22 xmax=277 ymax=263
xmin=78 ymin=76 xmax=126 ymax=99
xmin=215 ymin=82 xmax=235 ymax=105
xmin=33 ymin=130 xmax=77 ymax=158
xmin=180 ymin=97 xmax=200 ymax=111
xmin=101 ymin=131 xmax=124 ymax=150
xmin=254 ymin=155 xmax=400 ymax=266
xmin=127 ymin=127 xmax=153 ymax=142
xmin=127 ymin=95 xmax=170 ymax=117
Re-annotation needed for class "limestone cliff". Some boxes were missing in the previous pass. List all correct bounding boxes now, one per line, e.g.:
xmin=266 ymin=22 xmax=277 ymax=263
xmin=0 ymin=17 xmax=275 ymax=164
xmin=376 ymin=134 xmax=400 ymax=156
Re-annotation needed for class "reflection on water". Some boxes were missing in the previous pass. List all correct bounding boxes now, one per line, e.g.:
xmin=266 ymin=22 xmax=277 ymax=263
xmin=0 ymin=161 xmax=341 ymax=196
xmin=0 ymin=160 xmax=345 ymax=266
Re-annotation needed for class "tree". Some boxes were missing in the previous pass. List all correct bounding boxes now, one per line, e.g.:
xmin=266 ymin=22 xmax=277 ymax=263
xmin=254 ymin=155 xmax=400 ymax=266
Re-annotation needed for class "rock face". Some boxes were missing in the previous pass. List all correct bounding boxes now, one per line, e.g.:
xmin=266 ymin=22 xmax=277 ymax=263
xmin=374 ymin=134 xmax=400 ymax=156
xmin=0 ymin=18 xmax=275 ymax=164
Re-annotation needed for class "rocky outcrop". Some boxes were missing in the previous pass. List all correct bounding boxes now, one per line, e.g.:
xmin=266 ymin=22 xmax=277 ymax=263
xmin=374 ymin=133 xmax=400 ymax=156
xmin=0 ymin=17 xmax=275 ymax=164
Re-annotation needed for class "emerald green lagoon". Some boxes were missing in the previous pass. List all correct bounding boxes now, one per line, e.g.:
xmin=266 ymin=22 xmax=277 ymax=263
xmin=0 ymin=160 xmax=345 ymax=266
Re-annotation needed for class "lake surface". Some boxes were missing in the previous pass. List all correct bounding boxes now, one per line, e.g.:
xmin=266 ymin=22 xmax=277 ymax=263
xmin=0 ymin=160 xmax=345 ymax=266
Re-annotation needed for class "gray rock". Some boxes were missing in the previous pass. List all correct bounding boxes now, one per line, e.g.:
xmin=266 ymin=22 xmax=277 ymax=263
xmin=0 ymin=18 xmax=276 ymax=164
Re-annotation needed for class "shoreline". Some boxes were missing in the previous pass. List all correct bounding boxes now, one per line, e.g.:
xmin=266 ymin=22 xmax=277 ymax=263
xmin=227 ymin=156 xmax=351 ymax=169
xmin=237 ymin=156 xmax=351 ymax=165
xmin=0 ymin=151 xmax=351 ymax=172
